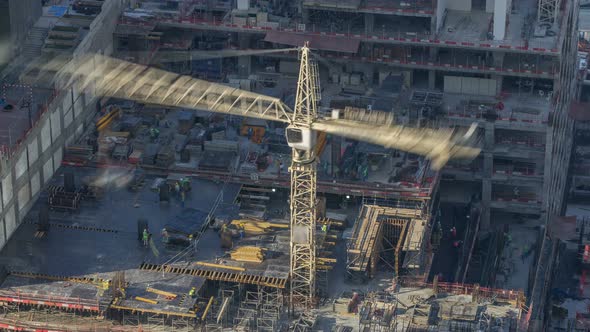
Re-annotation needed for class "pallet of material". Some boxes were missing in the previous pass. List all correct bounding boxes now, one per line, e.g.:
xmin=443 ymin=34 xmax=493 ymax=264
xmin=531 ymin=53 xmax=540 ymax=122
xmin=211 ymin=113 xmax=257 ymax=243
xmin=211 ymin=130 xmax=226 ymax=140
xmin=174 ymin=134 xmax=188 ymax=153
xmin=156 ymin=147 xmax=174 ymax=167
xmin=128 ymin=150 xmax=143 ymax=164
xmin=198 ymin=150 xmax=236 ymax=172
xmin=204 ymin=140 xmax=239 ymax=154
xmin=230 ymin=246 xmax=265 ymax=263
xmin=187 ymin=127 xmax=206 ymax=145
xmin=142 ymin=143 xmax=160 ymax=165
xmin=185 ymin=144 xmax=203 ymax=157
xmin=112 ymin=144 xmax=131 ymax=160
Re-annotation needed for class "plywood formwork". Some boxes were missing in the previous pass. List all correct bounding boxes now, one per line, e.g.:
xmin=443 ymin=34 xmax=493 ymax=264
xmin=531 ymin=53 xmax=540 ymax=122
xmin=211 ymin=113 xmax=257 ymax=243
xmin=346 ymin=204 xmax=429 ymax=279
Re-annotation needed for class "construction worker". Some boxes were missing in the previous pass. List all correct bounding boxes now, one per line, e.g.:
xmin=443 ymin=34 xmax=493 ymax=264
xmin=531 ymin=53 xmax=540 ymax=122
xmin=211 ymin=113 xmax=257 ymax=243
xmin=142 ymin=228 xmax=149 ymax=247
xmin=321 ymin=224 xmax=327 ymax=233
xmin=450 ymin=226 xmax=457 ymax=238
xmin=189 ymin=287 xmax=196 ymax=298
xmin=161 ymin=228 xmax=169 ymax=243
xmin=174 ymin=182 xmax=180 ymax=194
xmin=513 ymin=186 xmax=520 ymax=198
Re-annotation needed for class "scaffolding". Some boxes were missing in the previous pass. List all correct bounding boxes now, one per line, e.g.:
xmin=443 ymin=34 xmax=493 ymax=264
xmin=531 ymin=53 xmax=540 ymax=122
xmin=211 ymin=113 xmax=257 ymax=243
xmin=346 ymin=204 xmax=429 ymax=281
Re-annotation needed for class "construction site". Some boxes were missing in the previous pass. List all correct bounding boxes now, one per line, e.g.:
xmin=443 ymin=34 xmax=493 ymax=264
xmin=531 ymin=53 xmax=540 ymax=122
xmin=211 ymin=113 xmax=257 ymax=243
xmin=0 ymin=0 xmax=586 ymax=330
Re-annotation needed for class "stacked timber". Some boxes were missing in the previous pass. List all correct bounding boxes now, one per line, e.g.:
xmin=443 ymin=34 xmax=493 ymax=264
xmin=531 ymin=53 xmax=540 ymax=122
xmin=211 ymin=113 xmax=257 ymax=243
xmin=230 ymin=219 xmax=288 ymax=235
xmin=230 ymin=246 xmax=264 ymax=263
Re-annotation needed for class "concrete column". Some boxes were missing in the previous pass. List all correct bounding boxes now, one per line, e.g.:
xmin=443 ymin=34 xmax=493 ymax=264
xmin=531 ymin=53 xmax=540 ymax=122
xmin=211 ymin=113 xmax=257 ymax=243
xmin=492 ymin=52 xmax=505 ymax=68
xmin=492 ymin=75 xmax=503 ymax=94
xmin=430 ymin=16 xmax=437 ymax=35
xmin=361 ymin=64 xmax=374 ymax=86
xmin=238 ymin=34 xmax=251 ymax=49
xmin=429 ymin=47 xmax=438 ymax=62
xmin=484 ymin=122 xmax=495 ymax=151
xmin=428 ymin=70 xmax=436 ymax=89
xmin=493 ymin=0 xmax=508 ymax=40
xmin=481 ymin=179 xmax=492 ymax=230
xmin=364 ymin=13 xmax=374 ymax=34
xmin=238 ymin=55 xmax=251 ymax=77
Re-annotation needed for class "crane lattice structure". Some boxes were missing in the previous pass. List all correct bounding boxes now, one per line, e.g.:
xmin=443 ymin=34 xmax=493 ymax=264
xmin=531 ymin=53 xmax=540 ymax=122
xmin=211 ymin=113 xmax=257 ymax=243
xmin=56 ymin=45 xmax=481 ymax=312
xmin=538 ymin=0 xmax=561 ymax=25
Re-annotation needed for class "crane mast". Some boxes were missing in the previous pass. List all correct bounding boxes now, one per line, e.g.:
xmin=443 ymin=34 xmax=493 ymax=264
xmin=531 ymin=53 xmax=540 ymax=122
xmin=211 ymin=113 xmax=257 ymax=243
xmin=288 ymin=43 xmax=319 ymax=311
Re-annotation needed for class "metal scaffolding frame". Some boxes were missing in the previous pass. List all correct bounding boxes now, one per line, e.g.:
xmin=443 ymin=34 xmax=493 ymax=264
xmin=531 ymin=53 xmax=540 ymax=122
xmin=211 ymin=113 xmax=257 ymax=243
xmin=537 ymin=0 xmax=561 ymax=25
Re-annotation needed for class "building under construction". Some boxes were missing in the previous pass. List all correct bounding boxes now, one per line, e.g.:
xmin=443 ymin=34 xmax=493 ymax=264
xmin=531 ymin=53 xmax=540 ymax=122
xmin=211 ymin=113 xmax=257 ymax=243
xmin=0 ymin=0 xmax=584 ymax=330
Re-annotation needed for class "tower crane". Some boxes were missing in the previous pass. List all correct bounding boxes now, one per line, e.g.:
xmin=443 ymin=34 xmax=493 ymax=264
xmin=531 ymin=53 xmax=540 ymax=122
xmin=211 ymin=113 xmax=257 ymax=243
xmin=58 ymin=43 xmax=480 ymax=312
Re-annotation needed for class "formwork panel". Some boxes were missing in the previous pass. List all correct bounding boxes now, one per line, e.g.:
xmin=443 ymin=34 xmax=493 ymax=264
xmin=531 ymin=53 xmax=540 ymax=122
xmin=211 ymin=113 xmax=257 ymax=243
xmin=73 ymin=85 xmax=79 ymax=104
xmin=41 ymin=120 xmax=51 ymax=152
xmin=62 ymin=93 xmax=72 ymax=115
xmin=27 ymin=138 xmax=39 ymax=166
xmin=15 ymin=152 xmax=27 ymax=180
xmin=50 ymin=110 xmax=62 ymax=143
xmin=2 ymin=173 xmax=13 ymax=207
xmin=53 ymin=148 xmax=63 ymax=172
xmin=4 ymin=206 xmax=15 ymax=239
xmin=18 ymin=183 xmax=30 ymax=212
xmin=43 ymin=158 xmax=54 ymax=184
xmin=74 ymin=98 xmax=83 ymax=118
xmin=31 ymin=171 xmax=40 ymax=197
xmin=64 ymin=109 xmax=73 ymax=128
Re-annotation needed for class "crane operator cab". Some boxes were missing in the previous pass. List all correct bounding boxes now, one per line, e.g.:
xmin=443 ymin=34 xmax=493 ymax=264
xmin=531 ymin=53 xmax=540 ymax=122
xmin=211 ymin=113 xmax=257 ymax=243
xmin=286 ymin=126 xmax=316 ymax=152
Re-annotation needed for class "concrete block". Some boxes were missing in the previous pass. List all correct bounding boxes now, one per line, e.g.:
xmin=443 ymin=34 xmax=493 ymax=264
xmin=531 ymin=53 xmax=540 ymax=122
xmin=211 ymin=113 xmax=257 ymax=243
xmin=41 ymin=120 xmax=51 ymax=152
xmin=4 ymin=206 xmax=15 ymax=239
xmin=53 ymin=147 xmax=63 ymax=172
xmin=30 ymin=171 xmax=40 ymax=197
xmin=15 ymin=151 xmax=27 ymax=180
xmin=43 ymin=158 xmax=53 ymax=184
xmin=1 ymin=173 xmax=12 ymax=207
xmin=27 ymin=137 xmax=39 ymax=166
xmin=17 ymin=183 xmax=30 ymax=212
xmin=50 ymin=110 xmax=62 ymax=143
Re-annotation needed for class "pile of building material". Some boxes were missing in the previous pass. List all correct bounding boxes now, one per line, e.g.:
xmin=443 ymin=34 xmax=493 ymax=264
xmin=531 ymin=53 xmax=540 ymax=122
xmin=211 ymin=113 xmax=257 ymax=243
xmin=142 ymin=143 xmax=160 ymax=165
xmin=48 ymin=191 xmax=81 ymax=211
xmin=230 ymin=246 xmax=265 ymax=263
xmin=112 ymin=144 xmax=131 ymax=160
xmin=156 ymin=146 xmax=174 ymax=167
xmin=230 ymin=219 xmax=288 ymax=235
xmin=63 ymin=145 xmax=94 ymax=165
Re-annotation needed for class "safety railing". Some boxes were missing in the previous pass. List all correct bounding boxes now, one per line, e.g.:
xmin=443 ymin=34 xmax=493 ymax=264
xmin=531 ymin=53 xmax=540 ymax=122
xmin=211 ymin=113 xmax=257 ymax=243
xmin=117 ymin=14 xmax=560 ymax=55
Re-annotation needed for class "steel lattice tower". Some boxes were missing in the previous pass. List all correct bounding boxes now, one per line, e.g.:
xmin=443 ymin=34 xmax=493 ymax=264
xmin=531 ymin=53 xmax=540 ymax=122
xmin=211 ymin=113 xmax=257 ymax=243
xmin=289 ymin=43 xmax=319 ymax=311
